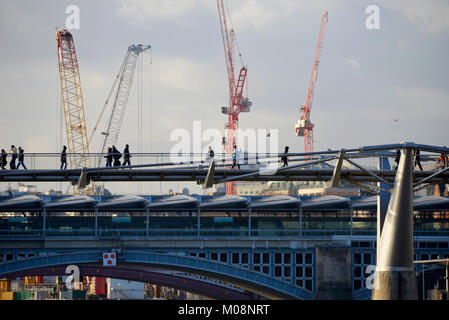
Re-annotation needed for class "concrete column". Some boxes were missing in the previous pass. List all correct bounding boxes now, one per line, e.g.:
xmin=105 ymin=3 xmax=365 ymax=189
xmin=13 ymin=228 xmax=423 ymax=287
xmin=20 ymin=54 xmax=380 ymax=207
xmin=372 ymin=148 xmax=418 ymax=300
xmin=42 ymin=209 xmax=46 ymax=238
xmin=197 ymin=208 xmax=201 ymax=237
xmin=248 ymin=208 xmax=251 ymax=237
xmin=315 ymin=246 xmax=353 ymax=299
xmin=95 ymin=209 xmax=98 ymax=238
xmin=446 ymin=262 xmax=449 ymax=294
xmin=350 ymin=208 xmax=353 ymax=236
xmin=146 ymin=208 xmax=150 ymax=238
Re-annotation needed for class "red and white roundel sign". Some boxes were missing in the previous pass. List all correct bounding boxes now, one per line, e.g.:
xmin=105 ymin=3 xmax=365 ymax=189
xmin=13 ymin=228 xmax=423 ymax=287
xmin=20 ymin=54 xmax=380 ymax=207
xmin=103 ymin=252 xmax=116 ymax=266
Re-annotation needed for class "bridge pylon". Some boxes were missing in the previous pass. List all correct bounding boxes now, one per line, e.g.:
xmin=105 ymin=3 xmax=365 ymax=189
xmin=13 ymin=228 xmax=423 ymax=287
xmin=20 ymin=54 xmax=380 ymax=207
xmin=372 ymin=148 xmax=418 ymax=300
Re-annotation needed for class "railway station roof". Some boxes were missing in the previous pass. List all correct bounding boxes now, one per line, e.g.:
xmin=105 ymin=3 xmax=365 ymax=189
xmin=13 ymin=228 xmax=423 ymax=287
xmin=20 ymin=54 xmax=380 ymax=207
xmin=43 ymin=195 xmax=97 ymax=210
xmin=146 ymin=195 xmax=199 ymax=209
xmin=249 ymin=195 xmax=301 ymax=209
xmin=95 ymin=195 xmax=147 ymax=210
xmin=0 ymin=194 xmax=448 ymax=213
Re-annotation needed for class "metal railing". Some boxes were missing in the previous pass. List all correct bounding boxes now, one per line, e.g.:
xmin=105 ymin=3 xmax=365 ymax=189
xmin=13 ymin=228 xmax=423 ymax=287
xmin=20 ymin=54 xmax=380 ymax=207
xmin=1 ymin=227 xmax=448 ymax=239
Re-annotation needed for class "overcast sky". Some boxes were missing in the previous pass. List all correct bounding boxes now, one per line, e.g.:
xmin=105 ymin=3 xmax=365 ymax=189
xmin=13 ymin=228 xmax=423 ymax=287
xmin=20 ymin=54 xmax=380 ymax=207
xmin=0 ymin=0 xmax=448 ymax=195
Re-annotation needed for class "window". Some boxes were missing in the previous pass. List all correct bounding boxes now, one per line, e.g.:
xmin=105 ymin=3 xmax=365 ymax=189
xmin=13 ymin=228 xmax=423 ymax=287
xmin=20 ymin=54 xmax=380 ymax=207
xmin=220 ymin=253 xmax=227 ymax=263
xmin=263 ymin=253 xmax=270 ymax=264
xmin=275 ymin=266 xmax=282 ymax=277
xmin=284 ymin=266 xmax=291 ymax=278
xmin=305 ymin=267 xmax=312 ymax=277
xmin=363 ymin=253 xmax=371 ymax=265
xmin=275 ymin=253 xmax=282 ymax=264
xmin=253 ymin=253 xmax=260 ymax=264
xmin=305 ymin=253 xmax=312 ymax=264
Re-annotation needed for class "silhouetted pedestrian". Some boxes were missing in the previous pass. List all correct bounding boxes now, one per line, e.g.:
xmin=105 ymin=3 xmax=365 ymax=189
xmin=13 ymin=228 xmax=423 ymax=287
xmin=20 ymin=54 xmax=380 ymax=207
xmin=414 ymin=149 xmax=423 ymax=171
xmin=206 ymin=146 xmax=215 ymax=167
xmin=9 ymin=145 xmax=17 ymax=169
xmin=60 ymin=146 xmax=67 ymax=170
xmin=105 ymin=147 xmax=113 ymax=167
xmin=231 ymin=145 xmax=240 ymax=169
xmin=123 ymin=144 xmax=131 ymax=166
xmin=17 ymin=147 xmax=27 ymax=170
xmin=394 ymin=149 xmax=401 ymax=170
xmin=1 ymin=149 xmax=7 ymax=170
xmin=112 ymin=145 xmax=122 ymax=167
xmin=281 ymin=146 xmax=289 ymax=167
xmin=208 ymin=146 xmax=215 ymax=160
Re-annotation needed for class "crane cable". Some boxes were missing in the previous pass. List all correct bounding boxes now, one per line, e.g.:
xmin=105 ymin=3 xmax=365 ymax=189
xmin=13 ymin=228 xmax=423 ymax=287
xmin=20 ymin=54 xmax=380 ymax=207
xmin=224 ymin=0 xmax=245 ymax=67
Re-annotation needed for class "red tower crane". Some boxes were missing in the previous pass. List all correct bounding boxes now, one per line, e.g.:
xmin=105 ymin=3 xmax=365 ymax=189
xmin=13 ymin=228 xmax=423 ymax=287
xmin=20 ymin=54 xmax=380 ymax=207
xmin=217 ymin=0 xmax=252 ymax=195
xmin=295 ymin=10 xmax=328 ymax=154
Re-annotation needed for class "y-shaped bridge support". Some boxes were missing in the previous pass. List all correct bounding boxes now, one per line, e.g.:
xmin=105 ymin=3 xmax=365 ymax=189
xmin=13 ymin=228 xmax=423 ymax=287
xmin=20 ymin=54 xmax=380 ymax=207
xmin=372 ymin=148 xmax=418 ymax=299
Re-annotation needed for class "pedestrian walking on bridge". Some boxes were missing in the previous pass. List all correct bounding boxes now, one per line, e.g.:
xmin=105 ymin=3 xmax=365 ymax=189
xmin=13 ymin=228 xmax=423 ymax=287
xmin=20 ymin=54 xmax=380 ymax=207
xmin=60 ymin=146 xmax=67 ymax=170
xmin=123 ymin=144 xmax=131 ymax=166
xmin=231 ymin=145 xmax=240 ymax=169
xmin=105 ymin=147 xmax=112 ymax=167
xmin=112 ymin=145 xmax=122 ymax=167
xmin=414 ymin=149 xmax=423 ymax=171
xmin=281 ymin=146 xmax=289 ymax=167
xmin=17 ymin=147 xmax=27 ymax=170
xmin=1 ymin=149 xmax=7 ymax=170
xmin=9 ymin=145 xmax=18 ymax=169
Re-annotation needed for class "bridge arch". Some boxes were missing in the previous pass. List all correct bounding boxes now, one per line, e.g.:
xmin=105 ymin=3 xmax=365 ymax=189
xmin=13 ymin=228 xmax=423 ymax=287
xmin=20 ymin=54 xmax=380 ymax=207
xmin=0 ymin=251 xmax=314 ymax=300
xmin=4 ymin=264 xmax=255 ymax=300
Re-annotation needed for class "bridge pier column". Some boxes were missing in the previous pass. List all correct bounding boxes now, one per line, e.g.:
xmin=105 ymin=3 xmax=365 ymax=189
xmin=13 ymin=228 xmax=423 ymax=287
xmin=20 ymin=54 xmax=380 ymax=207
xmin=372 ymin=148 xmax=418 ymax=300
xmin=350 ymin=208 xmax=353 ymax=236
xmin=197 ymin=208 xmax=200 ymax=237
xmin=95 ymin=209 xmax=98 ymax=238
xmin=248 ymin=208 xmax=251 ymax=237
xmin=146 ymin=208 xmax=150 ymax=238
xmin=42 ymin=209 xmax=46 ymax=238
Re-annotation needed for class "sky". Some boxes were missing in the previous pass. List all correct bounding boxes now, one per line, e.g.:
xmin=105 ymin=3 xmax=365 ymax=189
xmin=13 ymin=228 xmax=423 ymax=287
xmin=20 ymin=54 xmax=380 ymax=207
xmin=0 ymin=0 xmax=448 ymax=195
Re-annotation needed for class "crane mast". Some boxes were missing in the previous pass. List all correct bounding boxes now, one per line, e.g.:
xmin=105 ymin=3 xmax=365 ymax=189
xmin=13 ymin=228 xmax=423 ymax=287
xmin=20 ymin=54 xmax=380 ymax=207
xmin=91 ymin=44 xmax=151 ymax=166
xmin=56 ymin=29 xmax=94 ymax=194
xmin=295 ymin=10 xmax=328 ymax=154
xmin=217 ymin=0 xmax=252 ymax=195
